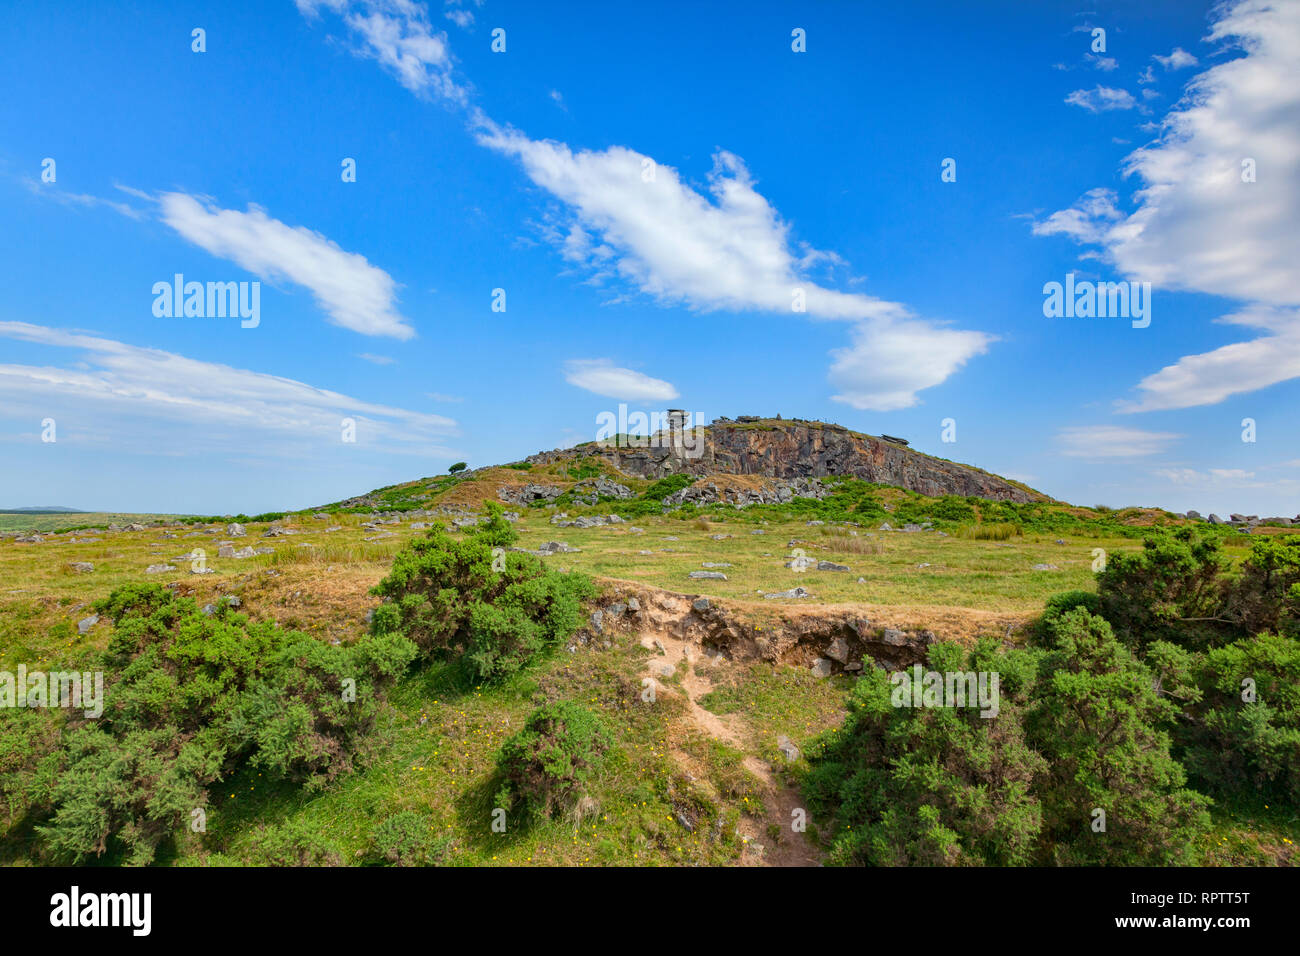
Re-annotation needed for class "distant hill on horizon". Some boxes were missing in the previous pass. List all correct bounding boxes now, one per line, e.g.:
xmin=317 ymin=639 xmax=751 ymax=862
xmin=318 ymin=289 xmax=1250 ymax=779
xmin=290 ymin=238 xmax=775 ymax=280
xmin=0 ymin=506 xmax=87 ymax=514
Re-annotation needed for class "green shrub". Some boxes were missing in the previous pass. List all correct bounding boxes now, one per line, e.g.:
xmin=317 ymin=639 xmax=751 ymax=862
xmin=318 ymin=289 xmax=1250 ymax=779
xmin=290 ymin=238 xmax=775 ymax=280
xmin=246 ymin=819 xmax=344 ymax=866
xmin=16 ymin=583 xmax=415 ymax=864
xmin=370 ymin=504 xmax=596 ymax=681
xmin=495 ymin=702 xmax=613 ymax=820
xmin=368 ymin=811 xmax=455 ymax=866
xmin=1233 ymin=536 xmax=1300 ymax=638
xmin=1182 ymin=632 xmax=1300 ymax=803
xmin=448 ymin=462 xmax=467 ymax=474
xmin=1096 ymin=528 xmax=1231 ymax=651
xmin=804 ymin=639 xmax=1046 ymax=866
xmin=1032 ymin=589 xmax=1103 ymax=647
xmin=1026 ymin=608 xmax=1210 ymax=865
xmin=641 ymin=473 xmax=694 ymax=501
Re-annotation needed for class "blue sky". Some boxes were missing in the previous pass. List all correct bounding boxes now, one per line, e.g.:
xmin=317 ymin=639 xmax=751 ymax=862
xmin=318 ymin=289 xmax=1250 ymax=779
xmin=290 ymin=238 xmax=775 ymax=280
xmin=2 ymin=0 xmax=1297 ymax=516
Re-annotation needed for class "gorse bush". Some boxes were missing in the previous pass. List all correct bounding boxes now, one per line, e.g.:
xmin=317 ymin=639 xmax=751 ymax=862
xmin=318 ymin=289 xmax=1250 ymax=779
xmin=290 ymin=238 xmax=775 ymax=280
xmin=1026 ymin=608 xmax=1210 ymax=865
xmin=369 ymin=503 xmax=596 ymax=681
xmin=1096 ymin=528 xmax=1230 ymax=651
xmin=368 ymin=811 xmax=454 ymax=866
xmin=804 ymin=639 xmax=1045 ymax=866
xmin=1041 ymin=528 xmax=1300 ymax=810
xmin=8 ymin=583 xmax=415 ymax=865
xmin=495 ymin=702 xmax=613 ymax=820
xmin=805 ymin=616 xmax=1212 ymax=866
xmin=1096 ymin=529 xmax=1300 ymax=652
xmin=1182 ymin=631 xmax=1300 ymax=803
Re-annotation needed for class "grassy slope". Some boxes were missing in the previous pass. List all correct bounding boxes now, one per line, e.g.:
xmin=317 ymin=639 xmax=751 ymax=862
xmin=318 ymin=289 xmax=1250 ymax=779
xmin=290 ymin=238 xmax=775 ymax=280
xmin=3 ymin=462 xmax=1297 ymax=865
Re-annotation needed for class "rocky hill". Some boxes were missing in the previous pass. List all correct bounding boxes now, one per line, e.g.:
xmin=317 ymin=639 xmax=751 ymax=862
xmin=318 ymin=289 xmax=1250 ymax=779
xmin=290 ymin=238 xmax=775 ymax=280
xmin=527 ymin=417 xmax=1042 ymax=504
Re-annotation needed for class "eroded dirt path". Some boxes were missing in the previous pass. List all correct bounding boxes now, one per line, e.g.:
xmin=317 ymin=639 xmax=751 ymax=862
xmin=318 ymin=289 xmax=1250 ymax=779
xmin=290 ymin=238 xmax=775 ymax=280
xmin=639 ymin=631 xmax=820 ymax=867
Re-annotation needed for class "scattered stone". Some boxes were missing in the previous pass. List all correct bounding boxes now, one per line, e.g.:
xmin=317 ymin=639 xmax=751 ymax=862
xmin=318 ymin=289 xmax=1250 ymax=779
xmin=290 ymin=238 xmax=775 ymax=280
xmin=145 ymin=564 xmax=176 ymax=574
xmin=77 ymin=614 xmax=98 ymax=635
xmin=537 ymin=541 xmax=580 ymax=554
xmin=226 ymin=596 xmax=242 ymax=608
xmin=881 ymin=628 xmax=908 ymax=646
xmin=817 ymin=560 xmax=850 ymax=572
xmin=227 ymin=523 xmax=246 ymax=537
xmin=651 ymin=661 xmax=676 ymax=678
xmin=811 ymin=658 xmax=834 ymax=678
xmin=1031 ymin=563 xmax=1060 ymax=571
xmin=590 ymin=610 xmax=604 ymax=634
xmin=692 ymin=597 xmax=711 ymax=612
xmin=201 ymin=604 xmax=216 ymax=617
xmin=689 ymin=571 xmax=727 ymax=580
xmin=626 ymin=597 xmax=640 ymax=612
xmin=701 ymin=562 xmax=732 ymax=568
xmin=764 ymin=586 xmax=810 ymax=600
xmin=825 ymin=637 xmax=850 ymax=664
xmin=777 ymin=735 xmax=801 ymax=762
xmin=879 ymin=522 xmax=893 ymax=531
xmin=68 ymin=562 xmax=94 ymax=573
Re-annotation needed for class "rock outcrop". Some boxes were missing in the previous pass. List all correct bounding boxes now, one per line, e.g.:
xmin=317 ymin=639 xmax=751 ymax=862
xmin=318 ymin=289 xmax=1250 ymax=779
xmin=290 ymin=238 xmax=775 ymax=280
xmin=529 ymin=418 xmax=1039 ymax=504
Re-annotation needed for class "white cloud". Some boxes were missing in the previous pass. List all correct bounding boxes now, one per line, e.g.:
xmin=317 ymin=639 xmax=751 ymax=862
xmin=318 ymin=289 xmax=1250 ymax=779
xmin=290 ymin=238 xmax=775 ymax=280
xmin=828 ymin=321 xmax=992 ymax=411
xmin=1035 ymin=0 xmax=1300 ymax=411
xmin=425 ymin=391 xmax=464 ymax=403
xmin=475 ymin=118 xmax=994 ymax=410
xmin=1154 ymin=47 xmax=1199 ymax=70
xmin=297 ymin=0 xmax=465 ymax=102
xmin=23 ymin=180 xmax=146 ymax=220
xmin=1058 ymin=425 xmax=1181 ymax=459
xmin=1031 ymin=187 xmax=1121 ymax=243
xmin=158 ymin=192 xmax=415 ymax=340
xmin=358 ymin=352 xmax=396 ymax=364
xmin=1064 ymin=85 xmax=1137 ymax=111
xmin=1087 ymin=54 xmax=1118 ymax=71
xmin=563 ymin=359 xmax=679 ymax=401
xmin=0 ymin=322 xmax=456 ymax=455
xmin=444 ymin=4 xmax=473 ymax=29
xmin=1137 ymin=65 xmax=1157 ymax=84
xmin=1118 ymin=308 xmax=1300 ymax=411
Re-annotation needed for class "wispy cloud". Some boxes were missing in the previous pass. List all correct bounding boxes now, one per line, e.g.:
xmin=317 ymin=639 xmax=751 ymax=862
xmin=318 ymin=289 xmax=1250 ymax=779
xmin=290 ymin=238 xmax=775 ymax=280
xmin=158 ymin=192 xmax=415 ymax=340
xmin=475 ymin=118 xmax=993 ymax=410
xmin=0 ymin=322 xmax=455 ymax=456
xmin=563 ymin=359 xmax=679 ymax=402
xmin=1064 ymin=85 xmax=1137 ymax=111
xmin=1058 ymin=425 xmax=1180 ymax=459
xmin=296 ymin=0 xmax=466 ymax=102
xmin=1035 ymin=0 xmax=1300 ymax=411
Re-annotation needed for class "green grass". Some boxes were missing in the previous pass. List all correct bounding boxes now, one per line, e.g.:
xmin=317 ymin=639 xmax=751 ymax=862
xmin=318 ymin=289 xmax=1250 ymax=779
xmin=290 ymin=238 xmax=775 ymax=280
xmin=3 ymin=472 xmax=1294 ymax=867
xmin=0 ymin=512 xmax=186 ymax=533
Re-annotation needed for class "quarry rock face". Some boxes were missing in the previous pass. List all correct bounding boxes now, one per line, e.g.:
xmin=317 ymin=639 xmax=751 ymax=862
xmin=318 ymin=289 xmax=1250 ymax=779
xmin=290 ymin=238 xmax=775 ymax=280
xmin=530 ymin=419 xmax=1039 ymax=504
